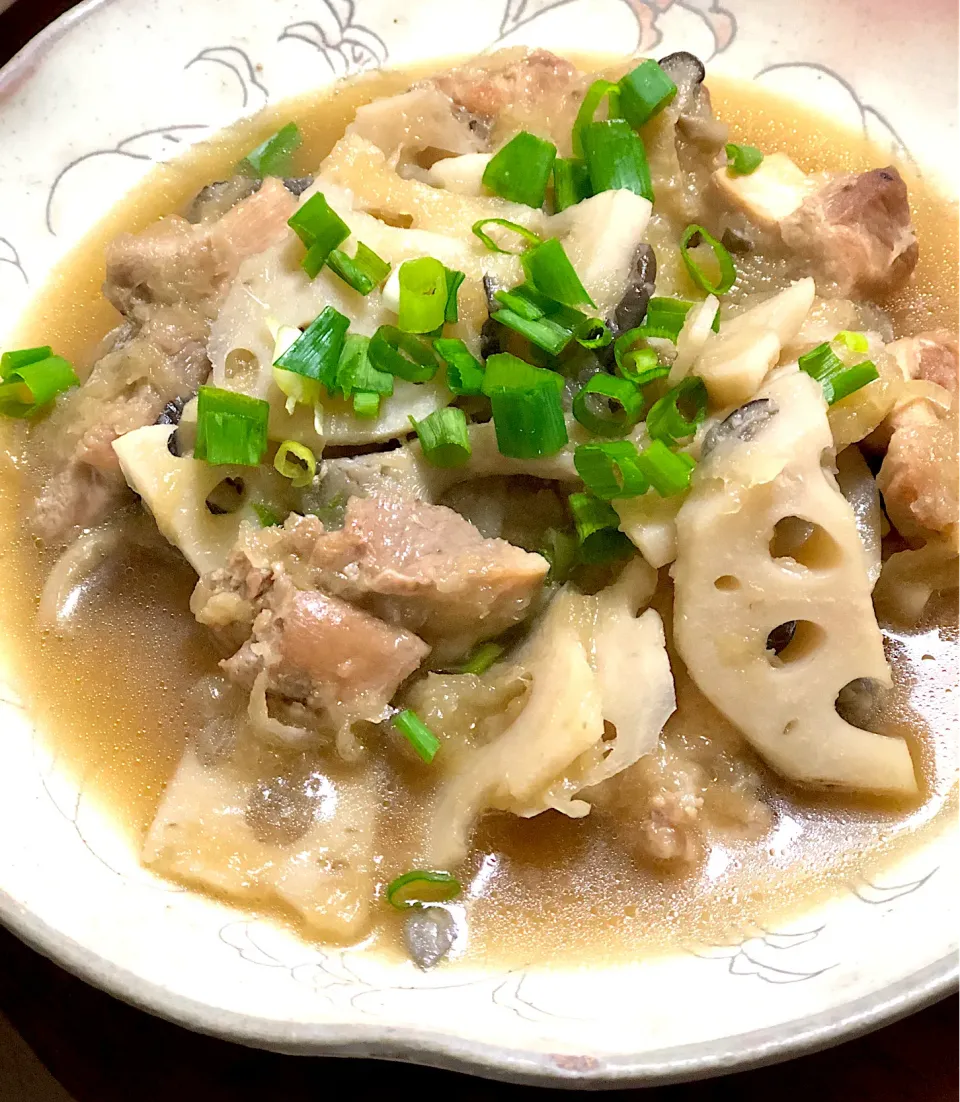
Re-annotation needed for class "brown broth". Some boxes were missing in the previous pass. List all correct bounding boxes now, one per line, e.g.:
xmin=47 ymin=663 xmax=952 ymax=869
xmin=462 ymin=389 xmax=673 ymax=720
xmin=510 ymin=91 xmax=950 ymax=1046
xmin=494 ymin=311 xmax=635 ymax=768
xmin=0 ymin=60 xmax=956 ymax=966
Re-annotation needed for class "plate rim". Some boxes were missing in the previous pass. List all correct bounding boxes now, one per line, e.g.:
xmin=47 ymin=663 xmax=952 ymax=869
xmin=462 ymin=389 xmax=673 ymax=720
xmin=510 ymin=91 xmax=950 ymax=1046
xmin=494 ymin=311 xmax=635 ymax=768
xmin=0 ymin=0 xmax=956 ymax=1085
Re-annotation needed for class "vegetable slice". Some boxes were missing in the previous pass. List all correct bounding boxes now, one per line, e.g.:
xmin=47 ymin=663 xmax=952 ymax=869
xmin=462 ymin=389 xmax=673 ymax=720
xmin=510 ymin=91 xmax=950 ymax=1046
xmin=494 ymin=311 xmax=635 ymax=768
xmin=521 ymin=237 xmax=595 ymax=309
xmin=398 ymin=257 xmax=448 ymax=334
xmin=368 ymin=326 xmax=439 ymax=383
xmin=392 ymin=709 xmax=441 ymax=764
xmin=572 ymin=373 xmax=644 ymax=437
xmin=645 ymin=376 xmax=708 ymax=444
xmin=481 ymin=353 xmax=568 ymax=459
xmin=326 ymin=241 xmax=391 ymax=295
xmin=680 ymin=225 xmax=736 ymax=295
xmin=194 ymin=385 xmax=269 ymax=467
xmin=482 ymin=131 xmax=557 ymax=208
xmin=618 ymin=60 xmax=677 ymax=128
xmin=575 ymin=441 xmax=649 ymax=500
xmin=273 ymin=439 xmax=317 ymax=487
xmin=569 ymin=492 xmax=633 ymax=563
xmin=471 ymin=218 xmax=542 ymax=254
xmin=238 ymin=122 xmax=302 ymax=178
xmin=273 ymin=305 xmax=350 ymax=392
xmin=434 ymin=338 xmax=485 ymax=396
xmin=387 ymin=869 xmax=461 ymax=909
xmin=724 ymin=142 xmax=764 ymax=176
xmin=581 ymin=119 xmax=653 ymax=202
xmin=410 ymin=407 xmax=472 ymax=468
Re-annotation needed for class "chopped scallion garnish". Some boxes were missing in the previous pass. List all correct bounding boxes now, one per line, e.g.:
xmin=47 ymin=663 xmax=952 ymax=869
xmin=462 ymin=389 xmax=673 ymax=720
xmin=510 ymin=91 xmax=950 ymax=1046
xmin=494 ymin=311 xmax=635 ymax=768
xmin=490 ymin=307 xmax=575 ymax=357
xmin=252 ymin=503 xmax=282 ymax=527
xmin=336 ymin=333 xmax=393 ymax=399
xmin=835 ymin=330 xmax=869 ymax=353
xmin=392 ymin=709 xmax=441 ymax=764
xmin=326 ymin=241 xmax=391 ymax=295
xmin=397 ymin=257 xmax=448 ymax=334
xmin=575 ymin=440 xmax=649 ymax=500
xmin=569 ymin=492 xmax=633 ymax=563
xmin=614 ymin=342 xmax=668 ymax=387
xmin=553 ymin=157 xmax=592 ymax=213
xmin=410 ymin=406 xmax=472 ymax=468
xmin=482 ymin=130 xmax=557 ymax=208
xmin=353 ymin=391 xmax=381 ymax=419
xmin=386 ymin=868 xmax=461 ymax=909
xmin=273 ymin=305 xmax=350 ymax=393
xmin=572 ymin=79 xmax=621 ymax=159
xmin=521 ymin=237 xmax=594 ymax=309
xmin=238 ymin=122 xmax=302 ymax=178
xmin=194 ymin=385 xmax=270 ymax=467
xmin=645 ymin=376 xmax=708 ymax=445
xmin=680 ymin=225 xmax=736 ymax=295
xmin=287 ymin=192 xmax=349 ymax=277
xmin=540 ymin=527 xmax=579 ymax=584
xmin=0 ymin=347 xmax=78 ymax=417
xmin=471 ymin=218 xmax=541 ymax=255
xmin=481 ymin=353 xmax=568 ymax=459
xmin=799 ymin=342 xmax=880 ymax=404
xmin=458 ymin=641 xmax=504 ymax=675
xmin=443 ymin=267 xmax=466 ymax=324
xmin=576 ymin=316 xmax=612 ymax=349
xmin=368 ymin=326 xmax=439 ymax=383
xmin=434 ymin=338 xmax=485 ymax=396
xmin=635 ymin=439 xmax=696 ymax=496
xmin=572 ymin=373 xmax=644 ymax=438
xmin=724 ymin=142 xmax=763 ymax=177
xmin=581 ymin=119 xmax=653 ymax=202
xmin=273 ymin=439 xmax=317 ymax=487
xmin=618 ymin=60 xmax=678 ymax=129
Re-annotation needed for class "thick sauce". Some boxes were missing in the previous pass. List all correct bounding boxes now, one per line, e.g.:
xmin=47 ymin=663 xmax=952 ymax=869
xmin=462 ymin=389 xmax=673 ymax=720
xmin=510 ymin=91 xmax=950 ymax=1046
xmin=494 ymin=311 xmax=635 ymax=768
xmin=0 ymin=62 xmax=956 ymax=965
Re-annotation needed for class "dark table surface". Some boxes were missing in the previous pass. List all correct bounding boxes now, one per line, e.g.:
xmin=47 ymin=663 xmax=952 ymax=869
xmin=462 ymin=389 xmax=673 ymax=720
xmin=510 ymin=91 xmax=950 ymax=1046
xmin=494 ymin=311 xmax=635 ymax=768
xmin=0 ymin=2 xmax=957 ymax=1098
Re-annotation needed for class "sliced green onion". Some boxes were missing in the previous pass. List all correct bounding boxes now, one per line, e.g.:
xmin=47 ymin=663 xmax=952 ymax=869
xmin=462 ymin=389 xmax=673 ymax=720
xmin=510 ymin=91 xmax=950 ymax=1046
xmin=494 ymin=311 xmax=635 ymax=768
xmin=274 ymin=439 xmax=316 ymax=488
xmin=493 ymin=283 xmax=552 ymax=321
xmin=410 ymin=406 xmax=471 ymax=468
xmin=635 ymin=298 xmax=692 ymax=341
xmin=434 ymin=338 xmax=484 ymax=396
xmin=618 ymin=60 xmax=677 ymax=129
xmin=572 ymin=373 xmax=644 ymax=438
xmin=274 ymin=305 xmax=350 ymax=393
xmin=368 ymin=326 xmax=439 ymax=383
xmin=398 ymin=257 xmax=448 ymax=334
xmin=251 ymin=503 xmax=282 ymax=527
xmin=540 ymin=527 xmax=579 ymax=584
xmin=572 ymin=79 xmax=621 ymax=159
xmin=238 ymin=122 xmax=302 ymax=178
xmin=386 ymin=868 xmax=461 ymax=909
xmin=490 ymin=308 xmax=575 ymax=357
xmin=471 ymin=218 xmax=541 ymax=255
xmin=645 ymin=376 xmax=708 ymax=444
xmin=392 ymin=709 xmax=441 ymax=764
xmin=835 ymin=330 xmax=869 ymax=354
xmin=352 ymin=391 xmax=381 ymax=419
xmin=553 ymin=158 xmax=592 ymax=213
xmin=521 ymin=237 xmax=594 ymax=309
xmin=799 ymin=342 xmax=880 ymax=404
xmin=635 ymin=439 xmax=696 ymax=496
xmin=615 ymin=343 xmax=668 ymax=387
xmin=725 ymin=142 xmax=763 ymax=177
xmin=575 ymin=440 xmax=649 ymax=500
xmin=576 ymin=317 xmax=612 ymax=349
xmin=194 ymin=386 xmax=270 ymax=467
xmin=0 ymin=349 xmax=78 ymax=417
xmin=443 ymin=267 xmax=465 ymax=324
xmin=680 ymin=225 xmax=736 ymax=296
xmin=482 ymin=130 xmax=557 ymax=209
xmin=569 ymin=492 xmax=633 ymax=563
xmin=481 ymin=353 xmax=568 ymax=459
xmin=336 ymin=333 xmax=393 ymax=398
xmin=458 ymin=642 xmax=504 ymax=675
xmin=581 ymin=119 xmax=653 ymax=203
xmin=288 ymin=192 xmax=349 ymax=277
xmin=326 ymin=241 xmax=391 ymax=295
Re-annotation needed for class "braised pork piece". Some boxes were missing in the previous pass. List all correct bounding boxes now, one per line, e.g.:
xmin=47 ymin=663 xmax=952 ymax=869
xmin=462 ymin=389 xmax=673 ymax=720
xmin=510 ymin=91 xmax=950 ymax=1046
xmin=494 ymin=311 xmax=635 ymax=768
xmin=3 ymin=50 xmax=956 ymax=968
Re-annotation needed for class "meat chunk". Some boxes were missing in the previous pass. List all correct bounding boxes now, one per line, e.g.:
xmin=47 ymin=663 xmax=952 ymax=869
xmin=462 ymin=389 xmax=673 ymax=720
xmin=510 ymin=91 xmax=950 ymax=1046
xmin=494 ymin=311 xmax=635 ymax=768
xmin=878 ymin=393 xmax=958 ymax=541
xmin=34 ymin=180 xmax=297 ymax=542
xmin=887 ymin=330 xmax=959 ymax=394
xmin=780 ymin=167 xmax=918 ymax=297
xmin=306 ymin=495 xmax=549 ymax=656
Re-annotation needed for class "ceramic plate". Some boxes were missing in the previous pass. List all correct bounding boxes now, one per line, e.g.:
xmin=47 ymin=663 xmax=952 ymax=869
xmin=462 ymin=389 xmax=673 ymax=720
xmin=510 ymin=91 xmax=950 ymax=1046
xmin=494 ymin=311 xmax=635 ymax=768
xmin=0 ymin=0 xmax=956 ymax=1086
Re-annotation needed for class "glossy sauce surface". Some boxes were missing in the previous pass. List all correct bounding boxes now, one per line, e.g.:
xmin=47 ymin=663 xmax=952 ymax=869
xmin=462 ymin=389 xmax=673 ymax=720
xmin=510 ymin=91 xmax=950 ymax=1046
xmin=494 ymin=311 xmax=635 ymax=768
xmin=0 ymin=61 xmax=956 ymax=964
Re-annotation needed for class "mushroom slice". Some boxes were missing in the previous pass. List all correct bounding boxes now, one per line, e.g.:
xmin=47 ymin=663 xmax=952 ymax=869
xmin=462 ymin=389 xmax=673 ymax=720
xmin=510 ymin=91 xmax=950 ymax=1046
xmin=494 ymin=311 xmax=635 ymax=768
xmin=673 ymin=369 xmax=917 ymax=796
